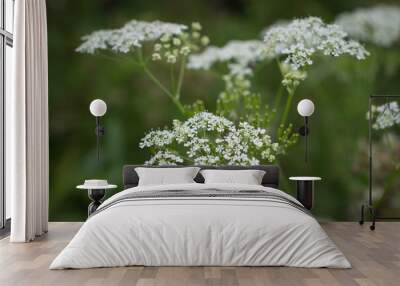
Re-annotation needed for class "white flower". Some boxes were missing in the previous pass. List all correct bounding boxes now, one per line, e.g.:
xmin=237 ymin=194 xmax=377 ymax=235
xmin=368 ymin=101 xmax=400 ymax=130
xmin=75 ymin=30 xmax=115 ymax=54
xmin=280 ymin=63 xmax=308 ymax=89
xmin=160 ymin=34 xmax=171 ymax=43
xmin=263 ymin=17 xmax=369 ymax=70
xmin=173 ymin=38 xmax=182 ymax=46
xmin=260 ymin=20 xmax=289 ymax=38
xmin=166 ymin=54 xmax=177 ymax=64
xmin=180 ymin=46 xmax=191 ymax=56
xmin=201 ymin=36 xmax=210 ymax=46
xmin=154 ymin=43 xmax=162 ymax=51
xmin=335 ymin=5 xmax=400 ymax=47
xmin=139 ymin=129 xmax=175 ymax=148
xmin=145 ymin=151 xmax=184 ymax=165
xmin=194 ymin=155 xmax=220 ymax=165
xmin=227 ymin=63 xmax=253 ymax=77
xmin=192 ymin=22 xmax=202 ymax=30
xmin=152 ymin=53 xmax=161 ymax=61
xmin=76 ymin=20 xmax=187 ymax=54
xmin=187 ymin=40 xmax=268 ymax=76
xmin=140 ymin=112 xmax=281 ymax=166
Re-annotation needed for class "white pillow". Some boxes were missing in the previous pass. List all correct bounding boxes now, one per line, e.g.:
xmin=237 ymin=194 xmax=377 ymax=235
xmin=135 ymin=167 xmax=200 ymax=186
xmin=200 ymin=169 xmax=266 ymax=185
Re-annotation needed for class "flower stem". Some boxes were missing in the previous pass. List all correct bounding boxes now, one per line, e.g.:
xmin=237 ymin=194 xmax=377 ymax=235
xmin=279 ymin=89 xmax=295 ymax=132
xmin=99 ymin=52 xmax=140 ymax=65
xmin=275 ymin=58 xmax=296 ymax=135
xmin=176 ymin=57 xmax=186 ymax=100
xmin=170 ymin=65 xmax=176 ymax=93
xmin=276 ymin=58 xmax=284 ymax=77
xmin=272 ymin=85 xmax=283 ymax=113
xmin=137 ymin=48 xmax=186 ymax=115
xmin=142 ymin=65 xmax=186 ymax=114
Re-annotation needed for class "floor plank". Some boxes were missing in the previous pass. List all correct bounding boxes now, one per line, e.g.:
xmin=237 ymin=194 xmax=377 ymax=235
xmin=0 ymin=222 xmax=399 ymax=286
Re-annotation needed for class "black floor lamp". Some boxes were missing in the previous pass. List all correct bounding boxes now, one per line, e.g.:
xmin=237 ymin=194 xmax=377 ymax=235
xmin=89 ymin=99 xmax=107 ymax=161
xmin=359 ymin=95 xmax=400 ymax=230
xmin=297 ymin=99 xmax=315 ymax=163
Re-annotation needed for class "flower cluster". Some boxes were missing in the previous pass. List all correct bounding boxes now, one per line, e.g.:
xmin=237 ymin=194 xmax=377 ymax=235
xmin=368 ymin=101 xmax=400 ymax=130
xmin=217 ymin=74 xmax=264 ymax=124
xmin=335 ymin=5 xmax=400 ymax=47
xmin=261 ymin=20 xmax=289 ymax=38
xmin=139 ymin=112 xmax=281 ymax=166
xmin=279 ymin=63 xmax=307 ymax=93
xmin=144 ymin=151 xmax=184 ymax=166
xmin=76 ymin=20 xmax=187 ymax=54
xmin=151 ymin=22 xmax=209 ymax=64
xmin=263 ymin=17 xmax=369 ymax=70
xmin=139 ymin=130 xmax=175 ymax=148
xmin=187 ymin=40 xmax=267 ymax=76
xmin=215 ymin=73 xmax=298 ymax=151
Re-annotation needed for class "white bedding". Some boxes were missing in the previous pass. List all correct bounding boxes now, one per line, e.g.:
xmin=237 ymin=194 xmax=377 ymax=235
xmin=50 ymin=183 xmax=351 ymax=269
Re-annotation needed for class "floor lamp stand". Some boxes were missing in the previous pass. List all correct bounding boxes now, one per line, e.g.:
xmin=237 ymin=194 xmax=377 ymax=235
xmin=298 ymin=116 xmax=310 ymax=163
xmin=95 ymin=117 xmax=105 ymax=161
xmin=359 ymin=95 xmax=400 ymax=231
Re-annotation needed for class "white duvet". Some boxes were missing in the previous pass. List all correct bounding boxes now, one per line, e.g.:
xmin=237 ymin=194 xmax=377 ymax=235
xmin=50 ymin=183 xmax=351 ymax=269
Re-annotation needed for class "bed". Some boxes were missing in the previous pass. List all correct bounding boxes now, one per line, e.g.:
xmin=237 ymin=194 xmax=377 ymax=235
xmin=50 ymin=165 xmax=350 ymax=269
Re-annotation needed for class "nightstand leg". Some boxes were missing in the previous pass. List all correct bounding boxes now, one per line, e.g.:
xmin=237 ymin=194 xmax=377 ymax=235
xmin=296 ymin=181 xmax=314 ymax=210
xmin=87 ymin=189 xmax=106 ymax=216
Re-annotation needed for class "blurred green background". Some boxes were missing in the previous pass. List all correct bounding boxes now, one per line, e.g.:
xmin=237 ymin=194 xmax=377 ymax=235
xmin=47 ymin=0 xmax=400 ymax=221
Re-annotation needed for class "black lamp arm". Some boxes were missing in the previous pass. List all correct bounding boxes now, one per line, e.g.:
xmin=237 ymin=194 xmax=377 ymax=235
xmin=298 ymin=116 xmax=309 ymax=136
xmin=298 ymin=116 xmax=310 ymax=163
xmin=95 ymin=117 xmax=105 ymax=162
xmin=95 ymin=117 xmax=105 ymax=136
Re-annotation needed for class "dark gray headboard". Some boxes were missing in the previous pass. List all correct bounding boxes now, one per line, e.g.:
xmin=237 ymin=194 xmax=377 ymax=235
xmin=123 ymin=165 xmax=279 ymax=189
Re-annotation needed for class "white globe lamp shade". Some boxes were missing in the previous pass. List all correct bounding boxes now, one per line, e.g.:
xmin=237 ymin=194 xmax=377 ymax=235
xmin=297 ymin=99 xmax=315 ymax=117
xmin=90 ymin=99 xmax=107 ymax=117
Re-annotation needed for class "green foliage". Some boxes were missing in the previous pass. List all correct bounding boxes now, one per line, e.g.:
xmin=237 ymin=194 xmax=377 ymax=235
xmin=280 ymin=63 xmax=308 ymax=94
xmin=183 ymin=100 xmax=206 ymax=116
xmin=47 ymin=0 xmax=400 ymax=221
xmin=151 ymin=22 xmax=209 ymax=64
xmin=277 ymin=124 xmax=299 ymax=153
xmin=216 ymin=74 xmax=273 ymax=127
xmin=76 ymin=18 xmax=304 ymax=163
xmin=215 ymin=73 xmax=299 ymax=155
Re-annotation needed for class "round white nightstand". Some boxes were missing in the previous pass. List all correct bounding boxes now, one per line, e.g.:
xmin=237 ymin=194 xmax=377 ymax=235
xmin=289 ymin=177 xmax=322 ymax=210
xmin=77 ymin=183 xmax=117 ymax=216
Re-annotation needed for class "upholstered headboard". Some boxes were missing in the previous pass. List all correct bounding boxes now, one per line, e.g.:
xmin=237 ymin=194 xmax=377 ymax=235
xmin=122 ymin=165 xmax=279 ymax=189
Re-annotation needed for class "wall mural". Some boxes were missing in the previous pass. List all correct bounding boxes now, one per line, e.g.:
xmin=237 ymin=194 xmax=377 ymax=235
xmin=47 ymin=1 xmax=400 ymax=221
xmin=76 ymin=17 xmax=367 ymax=165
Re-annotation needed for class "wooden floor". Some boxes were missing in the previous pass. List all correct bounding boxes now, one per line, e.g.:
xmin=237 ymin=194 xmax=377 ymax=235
xmin=0 ymin=222 xmax=399 ymax=286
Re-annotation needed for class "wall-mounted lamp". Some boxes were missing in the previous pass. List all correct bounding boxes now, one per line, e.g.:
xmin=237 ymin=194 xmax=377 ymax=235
xmin=89 ymin=99 xmax=107 ymax=161
xmin=297 ymin=99 xmax=315 ymax=163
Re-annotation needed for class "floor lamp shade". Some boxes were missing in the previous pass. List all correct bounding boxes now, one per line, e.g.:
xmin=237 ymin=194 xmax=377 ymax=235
xmin=89 ymin=99 xmax=107 ymax=161
xmin=297 ymin=99 xmax=315 ymax=117
xmin=297 ymin=99 xmax=315 ymax=163
xmin=90 ymin=99 xmax=107 ymax=117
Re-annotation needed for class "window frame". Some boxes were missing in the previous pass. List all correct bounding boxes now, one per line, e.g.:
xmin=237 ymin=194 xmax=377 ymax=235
xmin=0 ymin=0 xmax=13 ymax=231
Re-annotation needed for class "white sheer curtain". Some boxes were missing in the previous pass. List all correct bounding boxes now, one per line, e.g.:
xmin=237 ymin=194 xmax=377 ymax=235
xmin=7 ymin=0 xmax=49 ymax=242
